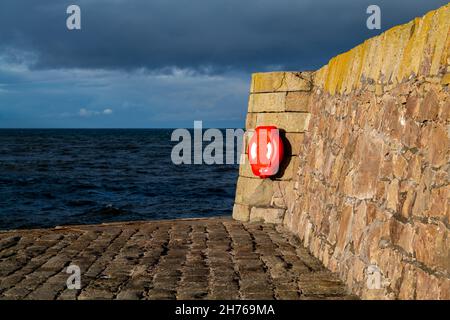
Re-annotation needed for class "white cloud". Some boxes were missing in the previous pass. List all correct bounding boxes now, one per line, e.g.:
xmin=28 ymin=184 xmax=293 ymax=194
xmin=79 ymin=108 xmax=92 ymax=117
xmin=79 ymin=108 xmax=113 ymax=117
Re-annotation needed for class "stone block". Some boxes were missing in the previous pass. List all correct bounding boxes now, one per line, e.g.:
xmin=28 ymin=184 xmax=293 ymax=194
xmin=232 ymin=203 xmax=251 ymax=222
xmin=285 ymin=133 xmax=304 ymax=155
xmin=250 ymin=207 xmax=285 ymax=224
xmin=251 ymin=72 xmax=312 ymax=93
xmin=349 ymin=133 xmax=383 ymax=199
xmin=248 ymin=92 xmax=286 ymax=112
xmin=390 ymin=219 xmax=415 ymax=255
xmin=413 ymin=222 xmax=449 ymax=272
xmin=245 ymin=113 xmax=257 ymax=130
xmin=427 ymin=186 xmax=449 ymax=219
xmin=417 ymin=89 xmax=440 ymax=121
xmin=256 ymin=112 xmax=311 ymax=133
xmin=441 ymin=73 xmax=450 ymax=85
xmin=285 ymin=91 xmax=311 ymax=112
xmin=426 ymin=124 xmax=448 ymax=167
xmin=416 ymin=269 xmax=440 ymax=300
xmin=234 ymin=176 xmax=274 ymax=207
xmin=272 ymin=181 xmax=296 ymax=210
xmin=398 ymin=264 xmax=417 ymax=300
xmin=439 ymin=279 xmax=450 ymax=299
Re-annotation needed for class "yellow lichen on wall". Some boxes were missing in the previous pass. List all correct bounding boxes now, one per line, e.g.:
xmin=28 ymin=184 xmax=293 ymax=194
xmin=314 ymin=3 xmax=450 ymax=95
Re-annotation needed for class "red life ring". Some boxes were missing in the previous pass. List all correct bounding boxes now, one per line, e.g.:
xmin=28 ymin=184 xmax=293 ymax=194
xmin=247 ymin=126 xmax=284 ymax=179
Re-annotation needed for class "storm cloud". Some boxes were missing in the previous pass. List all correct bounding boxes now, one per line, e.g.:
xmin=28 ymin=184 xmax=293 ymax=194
xmin=0 ymin=0 xmax=447 ymax=127
xmin=1 ymin=0 xmax=447 ymax=72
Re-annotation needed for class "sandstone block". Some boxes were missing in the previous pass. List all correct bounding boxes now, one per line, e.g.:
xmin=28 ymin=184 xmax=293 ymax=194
xmin=416 ymin=269 xmax=440 ymax=300
xmin=413 ymin=222 xmax=449 ymax=272
xmin=232 ymin=203 xmax=251 ymax=222
xmin=334 ymin=204 xmax=353 ymax=256
xmin=427 ymin=124 xmax=448 ymax=167
xmin=393 ymin=154 xmax=408 ymax=178
xmin=251 ymin=72 xmax=312 ymax=93
xmin=272 ymin=181 xmax=296 ymax=210
xmin=248 ymin=93 xmax=286 ymax=112
xmin=386 ymin=179 xmax=399 ymax=212
xmin=427 ymin=186 xmax=449 ymax=219
xmin=256 ymin=112 xmax=311 ymax=133
xmin=250 ymin=207 xmax=285 ymax=224
xmin=350 ymin=134 xmax=383 ymax=199
xmin=245 ymin=113 xmax=257 ymax=130
xmin=442 ymin=73 xmax=450 ymax=85
xmin=405 ymin=95 xmax=420 ymax=118
xmin=398 ymin=264 xmax=416 ymax=300
xmin=439 ymin=279 xmax=450 ymax=299
xmin=234 ymin=176 xmax=274 ymax=207
xmin=285 ymin=91 xmax=311 ymax=112
xmin=439 ymin=100 xmax=450 ymax=121
xmin=390 ymin=219 xmax=415 ymax=255
xmin=417 ymin=89 xmax=440 ymax=121
xmin=401 ymin=189 xmax=416 ymax=219
xmin=285 ymin=133 xmax=304 ymax=155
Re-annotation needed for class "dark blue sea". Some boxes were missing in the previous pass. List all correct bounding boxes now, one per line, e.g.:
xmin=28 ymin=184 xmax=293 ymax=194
xmin=0 ymin=129 xmax=239 ymax=230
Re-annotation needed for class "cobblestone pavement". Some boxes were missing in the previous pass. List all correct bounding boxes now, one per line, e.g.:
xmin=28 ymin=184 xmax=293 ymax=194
xmin=0 ymin=218 xmax=356 ymax=300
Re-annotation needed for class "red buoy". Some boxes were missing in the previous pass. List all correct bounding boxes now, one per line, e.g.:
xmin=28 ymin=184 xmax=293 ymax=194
xmin=247 ymin=126 xmax=284 ymax=179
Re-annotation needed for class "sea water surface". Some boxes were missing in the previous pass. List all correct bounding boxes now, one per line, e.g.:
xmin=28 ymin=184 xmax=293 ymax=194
xmin=0 ymin=129 xmax=239 ymax=230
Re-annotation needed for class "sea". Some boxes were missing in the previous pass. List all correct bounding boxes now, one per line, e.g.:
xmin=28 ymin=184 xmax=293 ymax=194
xmin=0 ymin=129 xmax=239 ymax=230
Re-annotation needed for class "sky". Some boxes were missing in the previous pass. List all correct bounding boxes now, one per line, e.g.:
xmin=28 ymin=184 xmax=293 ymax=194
xmin=0 ymin=0 xmax=448 ymax=128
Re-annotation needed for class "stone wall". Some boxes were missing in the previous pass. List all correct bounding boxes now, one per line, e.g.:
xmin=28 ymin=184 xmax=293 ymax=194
xmin=233 ymin=4 xmax=450 ymax=299
xmin=232 ymin=71 xmax=313 ymax=224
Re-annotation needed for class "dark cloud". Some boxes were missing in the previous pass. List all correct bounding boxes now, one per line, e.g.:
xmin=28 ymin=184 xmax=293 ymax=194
xmin=0 ymin=0 xmax=447 ymax=73
xmin=0 ymin=0 xmax=447 ymax=128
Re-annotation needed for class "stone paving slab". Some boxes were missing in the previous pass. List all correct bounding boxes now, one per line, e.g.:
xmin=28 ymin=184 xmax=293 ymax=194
xmin=0 ymin=218 xmax=357 ymax=300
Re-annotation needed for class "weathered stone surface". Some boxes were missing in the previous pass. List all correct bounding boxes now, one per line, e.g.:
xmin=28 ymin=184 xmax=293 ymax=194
xmin=386 ymin=179 xmax=399 ymax=212
xmin=427 ymin=186 xmax=448 ymax=219
xmin=250 ymin=208 xmax=285 ymax=224
xmin=234 ymin=3 xmax=450 ymax=300
xmin=398 ymin=264 xmax=417 ymax=300
xmin=417 ymin=89 xmax=440 ymax=121
xmin=413 ymin=222 xmax=449 ymax=273
xmin=256 ymin=112 xmax=311 ymax=133
xmin=285 ymin=133 xmax=304 ymax=155
xmin=348 ymin=134 xmax=383 ymax=199
xmin=245 ymin=113 xmax=257 ymax=130
xmin=416 ymin=269 xmax=440 ymax=300
xmin=442 ymin=73 xmax=450 ymax=85
xmin=232 ymin=203 xmax=250 ymax=222
xmin=313 ymin=4 xmax=450 ymax=94
xmin=251 ymin=72 xmax=312 ymax=93
xmin=285 ymin=91 xmax=311 ymax=112
xmin=0 ymin=218 xmax=357 ymax=300
xmin=426 ymin=124 xmax=448 ymax=167
xmin=248 ymin=93 xmax=286 ymax=112
xmin=390 ymin=219 xmax=415 ymax=255
xmin=234 ymin=176 xmax=273 ymax=207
